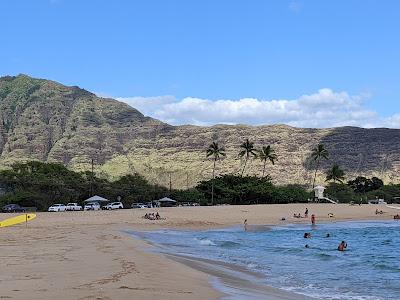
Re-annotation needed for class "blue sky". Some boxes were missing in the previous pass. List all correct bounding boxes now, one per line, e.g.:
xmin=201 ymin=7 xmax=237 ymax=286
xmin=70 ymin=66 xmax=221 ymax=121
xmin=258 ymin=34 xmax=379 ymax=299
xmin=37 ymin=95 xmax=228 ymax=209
xmin=1 ymin=0 xmax=400 ymax=127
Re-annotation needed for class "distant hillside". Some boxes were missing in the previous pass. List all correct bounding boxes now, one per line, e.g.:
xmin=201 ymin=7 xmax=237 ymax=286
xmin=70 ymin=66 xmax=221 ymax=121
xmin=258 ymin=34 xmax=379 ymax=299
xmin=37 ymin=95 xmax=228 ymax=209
xmin=1 ymin=74 xmax=399 ymax=188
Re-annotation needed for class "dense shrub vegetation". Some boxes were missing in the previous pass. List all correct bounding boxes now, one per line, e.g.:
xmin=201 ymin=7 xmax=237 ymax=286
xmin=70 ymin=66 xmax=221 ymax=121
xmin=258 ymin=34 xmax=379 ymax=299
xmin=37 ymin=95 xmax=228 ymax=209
xmin=1 ymin=162 xmax=399 ymax=211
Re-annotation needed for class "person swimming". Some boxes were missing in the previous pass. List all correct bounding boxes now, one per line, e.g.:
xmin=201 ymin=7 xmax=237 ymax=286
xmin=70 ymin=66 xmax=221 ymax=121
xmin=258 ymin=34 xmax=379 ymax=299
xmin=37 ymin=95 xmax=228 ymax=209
xmin=338 ymin=241 xmax=347 ymax=251
xmin=304 ymin=232 xmax=311 ymax=238
xmin=326 ymin=233 xmax=331 ymax=238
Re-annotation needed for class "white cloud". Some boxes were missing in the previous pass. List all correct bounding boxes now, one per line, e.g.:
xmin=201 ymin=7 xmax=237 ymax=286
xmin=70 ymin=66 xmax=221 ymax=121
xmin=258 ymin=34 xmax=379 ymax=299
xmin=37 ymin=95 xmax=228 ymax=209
xmin=113 ymin=89 xmax=400 ymax=128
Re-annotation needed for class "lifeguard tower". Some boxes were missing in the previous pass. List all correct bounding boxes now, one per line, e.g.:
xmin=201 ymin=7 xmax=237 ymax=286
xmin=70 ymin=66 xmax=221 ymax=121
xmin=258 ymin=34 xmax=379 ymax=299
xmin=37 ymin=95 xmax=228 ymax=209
xmin=313 ymin=185 xmax=338 ymax=204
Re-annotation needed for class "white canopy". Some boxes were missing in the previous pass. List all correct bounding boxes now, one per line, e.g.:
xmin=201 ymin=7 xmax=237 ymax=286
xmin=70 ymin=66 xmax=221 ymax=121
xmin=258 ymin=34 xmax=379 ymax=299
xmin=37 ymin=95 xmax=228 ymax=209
xmin=157 ymin=197 xmax=176 ymax=203
xmin=84 ymin=195 xmax=110 ymax=203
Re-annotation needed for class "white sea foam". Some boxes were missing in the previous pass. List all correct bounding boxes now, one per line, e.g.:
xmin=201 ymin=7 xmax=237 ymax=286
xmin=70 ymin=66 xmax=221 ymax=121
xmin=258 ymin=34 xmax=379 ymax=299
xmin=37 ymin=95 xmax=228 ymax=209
xmin=196 ymin=238 xmax=216 ymax=246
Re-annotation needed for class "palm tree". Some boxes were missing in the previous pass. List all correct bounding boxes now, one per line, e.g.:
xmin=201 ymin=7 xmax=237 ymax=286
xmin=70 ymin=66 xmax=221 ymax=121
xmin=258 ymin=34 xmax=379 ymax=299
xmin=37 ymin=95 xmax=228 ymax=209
xmin=311 ymin=144 xmax=329 ymax=188
xmin=326 ymin=164 xmax=345 ymax=183
xmin=206 ymin=142 xmax=226 ymax=205
xmin=258 ymin=145 xmax=277 ymax=177
xmin=239 ymin=139 xmax=257 ymax=176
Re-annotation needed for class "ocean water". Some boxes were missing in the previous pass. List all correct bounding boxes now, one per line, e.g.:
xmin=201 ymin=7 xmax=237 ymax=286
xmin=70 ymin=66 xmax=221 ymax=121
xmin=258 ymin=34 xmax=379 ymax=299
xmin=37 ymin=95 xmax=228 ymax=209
xmin=132 ymin=221 xmax=400 ymax=300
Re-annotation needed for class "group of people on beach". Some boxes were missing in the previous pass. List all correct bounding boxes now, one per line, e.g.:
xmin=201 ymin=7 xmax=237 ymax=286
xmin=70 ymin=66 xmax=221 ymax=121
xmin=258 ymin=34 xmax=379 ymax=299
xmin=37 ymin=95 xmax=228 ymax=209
xmin=293 ymin=208 xmax=316 ymax=223
xmin=293 ymin=208 xmax=308 ymax=218
xmin=144 ymin=212 xmax=161 ymax=220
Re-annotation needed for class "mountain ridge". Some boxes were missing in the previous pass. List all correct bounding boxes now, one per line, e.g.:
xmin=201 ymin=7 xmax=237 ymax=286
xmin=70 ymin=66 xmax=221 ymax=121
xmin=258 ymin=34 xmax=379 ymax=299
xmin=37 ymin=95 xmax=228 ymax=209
xmin=1 ymin=74 xmax=399 ymax=188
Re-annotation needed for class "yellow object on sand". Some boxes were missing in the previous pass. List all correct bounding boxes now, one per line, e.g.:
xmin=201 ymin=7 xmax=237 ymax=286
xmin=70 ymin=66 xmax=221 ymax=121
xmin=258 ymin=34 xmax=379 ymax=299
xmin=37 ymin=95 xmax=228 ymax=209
xmin=0 ymin=214 xmax=36 ymax=228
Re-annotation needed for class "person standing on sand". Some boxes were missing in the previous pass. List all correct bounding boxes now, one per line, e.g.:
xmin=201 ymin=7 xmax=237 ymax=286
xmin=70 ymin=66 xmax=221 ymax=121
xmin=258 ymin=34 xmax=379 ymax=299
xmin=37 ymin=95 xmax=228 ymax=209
xmin=311 ymin=214 xmax=316 ymax=225
xmin=244 ymin=219 xmax=248 ymax=231
xmin=305 ymin=208 xmax=309 ymax=218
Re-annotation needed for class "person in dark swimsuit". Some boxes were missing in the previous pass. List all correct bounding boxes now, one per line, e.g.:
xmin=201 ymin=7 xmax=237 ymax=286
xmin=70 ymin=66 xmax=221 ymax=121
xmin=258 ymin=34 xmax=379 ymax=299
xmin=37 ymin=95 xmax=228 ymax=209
xmin=338 ymin=241 xmax=347 ymax=251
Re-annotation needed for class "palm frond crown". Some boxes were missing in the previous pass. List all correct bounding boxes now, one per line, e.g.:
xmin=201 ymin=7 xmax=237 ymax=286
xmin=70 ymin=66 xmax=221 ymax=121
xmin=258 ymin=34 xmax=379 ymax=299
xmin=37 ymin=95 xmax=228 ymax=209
xmin=258 ymin=145 xmax=277 ymax=164
xmin=206 ymin=142 xmax=226 ymax=160
xmin=239 ymin=139 xmax=257 ymax=158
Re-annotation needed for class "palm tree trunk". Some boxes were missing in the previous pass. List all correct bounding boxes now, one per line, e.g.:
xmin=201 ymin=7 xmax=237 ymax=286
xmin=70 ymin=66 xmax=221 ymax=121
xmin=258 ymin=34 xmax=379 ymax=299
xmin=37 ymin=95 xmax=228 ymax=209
xmin=241 ymin=156 xmax=248 ymax=177
xmin=312 ymin=159 xmax=320 ymax=189
xmin=211 ymin=158 xmax=216 ymax=205
xmin=262 ymin=160 xmax=266 ymax=177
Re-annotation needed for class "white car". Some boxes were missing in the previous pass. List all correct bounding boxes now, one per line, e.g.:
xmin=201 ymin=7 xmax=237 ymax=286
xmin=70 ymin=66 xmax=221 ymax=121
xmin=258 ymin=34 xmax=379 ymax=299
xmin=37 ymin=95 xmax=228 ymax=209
xmin=48 ymin=204 xmax=66 ymax=212
xmin=84 ymin=202 xmax=101 ymax=211
xmin=131 ymin=203 xmax=147 ymax=209
xmin=105 ymin=202 xmax=124 ymax=210
xmin=66 ymin=203 xmax=82 ymax=211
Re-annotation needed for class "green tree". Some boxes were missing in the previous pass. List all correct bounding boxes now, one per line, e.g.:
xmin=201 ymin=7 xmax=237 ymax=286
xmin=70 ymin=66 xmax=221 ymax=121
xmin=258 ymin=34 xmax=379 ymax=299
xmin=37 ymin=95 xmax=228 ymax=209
xmin=239 ymin=139 xmax=257 ymax=176
xmin=325 ymin=164 xmax=345 ymax=183
xmin=311 ymin=144 xmax=329 ymax=188
xmin=273 ymin=184 xmax=311 ymax=204
xmin=196 ymin=174 xmax=274 ymax=205
xmin=325 ymin=182 xmax=355 ymax=203
xmin=0 ymin=161 xmax=169 ymax=210
xmin=206 ymin=142 xmax=226 ymax=205
xmin=195 ymin=175 xmax=310 ymax=205
xmin=347 ymin=176 xmax=383 ymax=194
xmin=171 ymin=189 xmax=207 ymax=205
xmin=0 ymin=161 xmax=88 ymax=210
xmin=257 ymin=145 xmax=277 ymax=177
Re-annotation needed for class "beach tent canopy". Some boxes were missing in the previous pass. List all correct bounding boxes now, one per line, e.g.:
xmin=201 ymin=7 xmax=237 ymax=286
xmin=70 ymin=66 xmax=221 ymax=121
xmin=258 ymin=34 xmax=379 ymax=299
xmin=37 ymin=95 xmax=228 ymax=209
xmin=155 ymin=197 xmax=177 ymax=207
xmin=84 ymin=195 xmax=110 ymax=203
xmin=157 ymin=197 xmax=176 ymax=203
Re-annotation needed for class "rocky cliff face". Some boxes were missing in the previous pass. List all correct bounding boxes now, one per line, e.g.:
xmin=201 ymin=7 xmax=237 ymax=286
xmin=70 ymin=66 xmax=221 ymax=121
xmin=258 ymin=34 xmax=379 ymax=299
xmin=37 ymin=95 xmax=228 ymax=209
xmin=1 ymin=75 xmax=399 ymax=188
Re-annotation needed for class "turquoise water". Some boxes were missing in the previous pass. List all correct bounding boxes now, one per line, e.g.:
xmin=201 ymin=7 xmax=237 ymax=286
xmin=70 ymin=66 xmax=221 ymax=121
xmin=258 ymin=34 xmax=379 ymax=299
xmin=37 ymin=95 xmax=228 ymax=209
xmin=133 ymin=221 xmax=400 ymax=300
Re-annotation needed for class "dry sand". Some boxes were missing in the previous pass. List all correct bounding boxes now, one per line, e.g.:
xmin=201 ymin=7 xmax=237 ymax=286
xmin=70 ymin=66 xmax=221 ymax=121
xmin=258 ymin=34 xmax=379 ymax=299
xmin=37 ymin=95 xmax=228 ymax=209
xmin=1 ymin=203 xmax=398 ymax=300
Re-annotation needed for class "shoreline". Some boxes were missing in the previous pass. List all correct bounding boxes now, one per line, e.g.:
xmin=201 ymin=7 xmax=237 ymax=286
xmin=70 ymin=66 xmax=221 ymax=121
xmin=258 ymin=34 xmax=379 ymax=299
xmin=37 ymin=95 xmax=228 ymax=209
xmin=126 ymin=230 xmax=307 ymax=300
xmin=166 ymin=253 xmax=315 ymax=300
xmin=127 ymin=218 xmax=399 ymax=300
xmin=1 ymin=204 xmax=398 ymax=299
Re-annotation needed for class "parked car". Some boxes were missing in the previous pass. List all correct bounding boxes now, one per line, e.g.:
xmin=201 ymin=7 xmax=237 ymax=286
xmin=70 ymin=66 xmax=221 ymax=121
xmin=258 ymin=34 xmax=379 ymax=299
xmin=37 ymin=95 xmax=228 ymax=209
xmin=84 ymin=202 xmax=101 ymax=211
xmin=2 ymin=204 xmax=26 ymax=213
xmin=131 ymin=203 xmax=147 ymax=209
xmin=368 ymin=199 xmax=387 ymax=205
xmin=65 ymin=203 xmax=82 ymax=211
xmin=104 ymin=202 xmax=124 ymax=210
xmin=48 ymin=204 xmax=66 ymax=212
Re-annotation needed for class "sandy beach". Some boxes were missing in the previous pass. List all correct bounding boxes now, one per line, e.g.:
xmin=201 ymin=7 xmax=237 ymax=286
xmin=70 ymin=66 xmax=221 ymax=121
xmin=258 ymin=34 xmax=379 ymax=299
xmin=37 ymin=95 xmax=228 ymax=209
xmin=1 ymin=203 xmax=398 ymax=300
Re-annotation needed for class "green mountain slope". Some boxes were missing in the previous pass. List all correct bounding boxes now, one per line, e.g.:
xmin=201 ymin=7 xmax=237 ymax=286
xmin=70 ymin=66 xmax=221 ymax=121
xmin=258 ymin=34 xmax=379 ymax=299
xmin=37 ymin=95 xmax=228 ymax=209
xmin=1 ymin=75 xmax=399 ymax=188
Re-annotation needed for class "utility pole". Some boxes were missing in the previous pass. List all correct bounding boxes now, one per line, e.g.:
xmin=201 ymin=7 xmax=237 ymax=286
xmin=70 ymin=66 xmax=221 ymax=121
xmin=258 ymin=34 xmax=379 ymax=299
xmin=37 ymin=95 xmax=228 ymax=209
xmin=169 ymin=172 xmax=172 ymax=193
xmin=90 ymin=158 xmax=94 ymax=197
